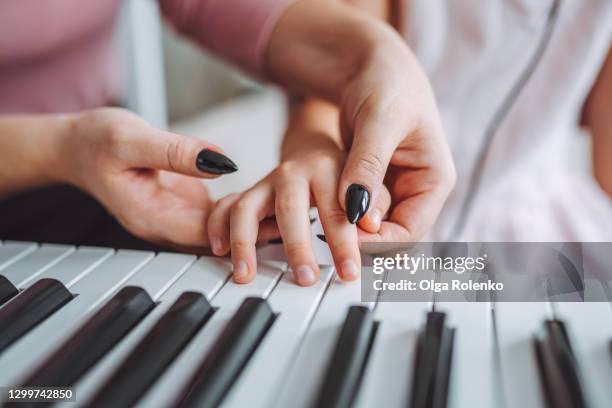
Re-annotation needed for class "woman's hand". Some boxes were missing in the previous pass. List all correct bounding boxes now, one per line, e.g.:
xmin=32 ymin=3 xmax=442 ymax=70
xmin=268 ymin=0 xmax=456 ymax=241
xmin=340 ymin=49 xmax=455 ymax=242
xmin=53 ymin=108 xmax=238 ymax=250
xmin=207 ymin=129 xmax=391 ymax=286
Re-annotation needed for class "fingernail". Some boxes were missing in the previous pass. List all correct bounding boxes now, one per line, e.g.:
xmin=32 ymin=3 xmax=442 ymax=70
xmin=340 ymin=259 xmax=360 ymax=281
xmin=210 ymin=236 xmax=222 ymax=254
xmin=316 ymin=234 xmax=327 ymax=243
xmin=233 ymin=260 xmax=248 ymax=280
xmin=345 ymin=184 xmax=370 ymax=224
xmin=369 ymin=208 xmax=382 ymax=229
xmin=196 ymin=149 xmax=238 ymax=174
xmin=296 ymin=265 xmax=316 ymax=285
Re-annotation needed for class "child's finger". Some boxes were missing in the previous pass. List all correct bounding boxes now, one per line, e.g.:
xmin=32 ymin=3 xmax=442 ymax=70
xmin=256 ymin=218 xmax=281 ymax=244
xmin=230 ymin=187 xmax=273 ymax=283
xmin=313 ymin=175 xmax=361 ymax=282
xmin=207 ymin=193 xmax=241 ymax=256
xmin=274 ymin=178 xmax=320 ymax=286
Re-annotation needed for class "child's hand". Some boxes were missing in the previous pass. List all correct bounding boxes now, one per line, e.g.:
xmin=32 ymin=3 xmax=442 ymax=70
xmin=207 ymin=131 xmax=390 ymax=286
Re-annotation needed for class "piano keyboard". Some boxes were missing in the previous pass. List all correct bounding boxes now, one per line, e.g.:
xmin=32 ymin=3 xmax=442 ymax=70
xmin=1 ymin=241 xmax=612 ymax=408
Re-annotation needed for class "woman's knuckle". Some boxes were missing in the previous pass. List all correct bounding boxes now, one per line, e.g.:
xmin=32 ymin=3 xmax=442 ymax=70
xmin=355 ymin=152 xmax=385 ymax=178
xmin=164 ymin=140 xmax=184 ymax=173
xmin=105 ymin=123 xmax=131 ymax=153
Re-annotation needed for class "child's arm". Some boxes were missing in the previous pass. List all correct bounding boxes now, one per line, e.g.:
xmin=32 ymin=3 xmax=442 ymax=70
xmin=584 ymin=45 xmax=612 ymax=197
xmin=207 ymin=99 xmax=392 ymax=286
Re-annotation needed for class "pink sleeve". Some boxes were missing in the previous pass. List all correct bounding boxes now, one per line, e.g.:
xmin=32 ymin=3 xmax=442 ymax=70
xmin=159 ymin=0 xmax=297 ymax=77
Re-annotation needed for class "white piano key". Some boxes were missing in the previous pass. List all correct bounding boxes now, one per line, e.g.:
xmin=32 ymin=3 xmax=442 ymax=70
xmin=437 ymin=302 xmax=498 ymax=408
xmin=355 ymin=302 xmax=433 ymax=408
xmin=0 ymin=241 xmax=37 ymax=272
xmin=430 ymin=269 xmax=498 ymax=408
xmin=136 ymin=260 xmax=285 ymax=408
xmin=68 ymin=250 xmax=154 ymax=303
xmin=553 ymin=279 xmax=612 ymax=408
xmin=0 ymin=250 xmax=155 ymax=387
xmin=0 ymin=244 xmax=74 ymax=288
xmin=121 ymin=252 xmax=196 ymax=300
xmin=57 ymin=257 xmax=233 ymax=407
xmin=18 ymin=247 xmax=114 ymax=288
xmin=157 ymin=257 xmax=233 ymax=302
xmin=494 ymin=302 xmax=551 ymax=408
xmin=273 ymin=276 xmax=369 ymax=408
xmin=222 ymin=266 xmax=335 ymax=408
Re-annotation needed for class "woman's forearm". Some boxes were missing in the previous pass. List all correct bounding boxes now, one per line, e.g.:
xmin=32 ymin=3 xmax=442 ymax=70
xmin=0 ymin=114 xmax=70 ymax=198
xmin=266 ymin=0 xmax=403 ymax=102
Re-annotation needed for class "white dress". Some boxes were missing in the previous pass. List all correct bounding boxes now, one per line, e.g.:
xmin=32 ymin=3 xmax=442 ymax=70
xmin=399 ymin=0 xmax=612 ymax=241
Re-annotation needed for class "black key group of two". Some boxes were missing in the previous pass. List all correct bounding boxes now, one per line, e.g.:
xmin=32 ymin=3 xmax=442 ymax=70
xmin=320 ymin=307 xmax=455 ymax=408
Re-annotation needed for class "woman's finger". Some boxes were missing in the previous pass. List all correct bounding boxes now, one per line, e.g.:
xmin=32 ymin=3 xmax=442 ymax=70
xmin=358 ymin=185 xmax=391 ymax=233
xmin=313 ymin=175 xmax=361 ymax=281
xmin=360 ymin=188 xmax=447 ymax=243
xmin=275 ymin=177 xmax=319 ymax=286
xmin=207 ymin=193 xmax=241 ymax=256
xmin=337 ymin=98 xmax=410 ymax=225
xmin=123 ymin=126 xmax=238 ymax=178
xmin=128 ymin=198 xmax=210 ymax=248
xmin=230 ymin=187 xmax=273 ymax=283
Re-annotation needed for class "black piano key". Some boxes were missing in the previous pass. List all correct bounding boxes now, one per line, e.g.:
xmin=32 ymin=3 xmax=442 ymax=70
xmin=0 ymin=279 xmax=72 ymax=352
xmin=177 ymin=297 xmax=276 ymax=408
xmin=88 ymin=292 xmax=215 ymax=408
xmin=534 ymin=320 xmax=587 ymax=408
xmin=433 ymin=319 xmax=454 ymax=408
xmin=0 ymin=275 xmax=18 ymax=306
xmin=410 ymin=311 xmax=455 ymax=408
xmin=21 ymin=286 xmax=155 ymax=388
xmin=315 ymin=305 xmax=378 ymax=408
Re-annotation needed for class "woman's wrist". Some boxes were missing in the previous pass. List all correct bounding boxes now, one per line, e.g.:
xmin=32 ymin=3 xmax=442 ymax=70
xmin=39 ymin=113 xmax=77 ymax=185
xmin=0 ymin=113 xmax=75 ymax=197
xmin=266 ymin=0 xmax=399 ymax=102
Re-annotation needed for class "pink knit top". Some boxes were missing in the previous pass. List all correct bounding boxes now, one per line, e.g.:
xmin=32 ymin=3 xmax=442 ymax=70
xmin=0 ymin=0 xmax=295 ymax=113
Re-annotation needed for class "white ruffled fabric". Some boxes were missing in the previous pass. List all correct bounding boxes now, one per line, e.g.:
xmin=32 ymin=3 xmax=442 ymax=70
xmin=399 ymin=0 xmax=612 ymax=241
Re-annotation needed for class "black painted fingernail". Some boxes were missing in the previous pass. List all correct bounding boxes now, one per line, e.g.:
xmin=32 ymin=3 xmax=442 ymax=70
xmin=268 ymin=238 xmax=283 ymax=244
xmin=196 ymin=149 xmax=238 ymax=174
xmin=345 ymin=184 xmax=370 ymax=224
xmin=316 ymin=234 xmax=327 ymax=243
